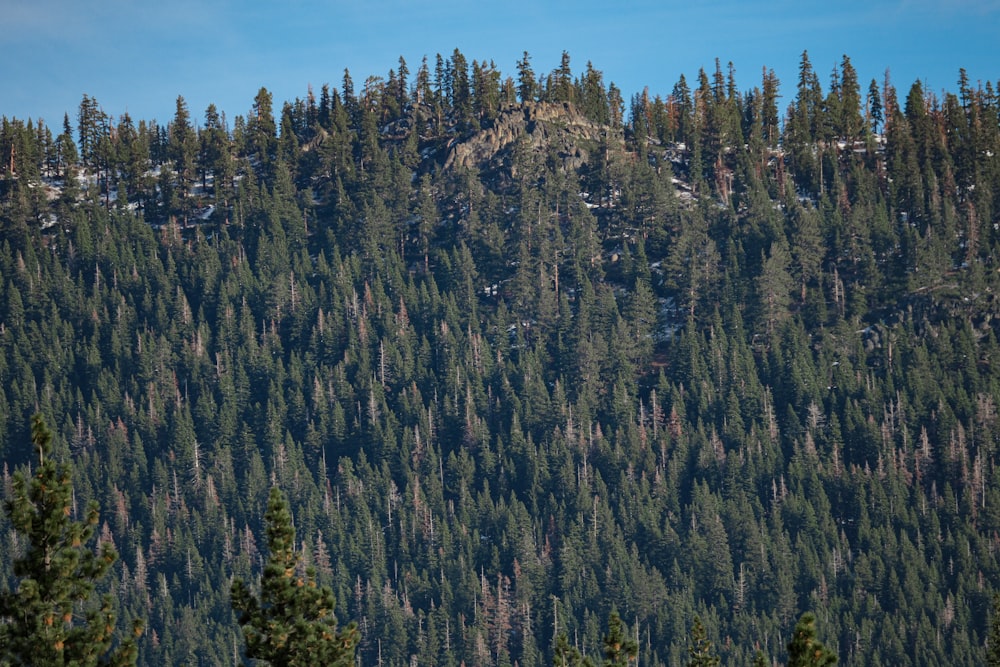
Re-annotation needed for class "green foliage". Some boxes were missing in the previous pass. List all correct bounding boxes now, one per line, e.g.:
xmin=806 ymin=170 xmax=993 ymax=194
xmin=553 ymin=634 xmax=593 ymax=667
xmin=601 ymin=611 xmax=637 ymax=667
xmin=0 ymin=415 xmax=139 ymax=667
xmin=786 ymin=613 xmax=836 ymax=667
xmin=988 ymin=594 xmax=1000 ymax=667
xmin=2 ymin=51 xmax=1000 ymax=666
xmin=231 ymin=487 xmax=358 ymax=667
xmin=686 ymin=616 xmax=720 ymax=667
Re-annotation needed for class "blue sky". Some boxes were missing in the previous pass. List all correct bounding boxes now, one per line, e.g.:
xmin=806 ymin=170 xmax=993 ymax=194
xmin=3 ymin=0 xmax=999 ymax=130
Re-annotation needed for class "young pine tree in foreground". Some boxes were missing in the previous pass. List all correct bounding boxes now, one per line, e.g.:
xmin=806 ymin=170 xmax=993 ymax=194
xmin=552 ymin=611 xmax=637 ymax=667
xmin=231 ymin=487 xmax=358 ymax=667
xmin=0 ymin=414 xmax=140 ymax=667
xmin=786 ymin=612 xmax=836 ymax=667
xmin=601 ymin=611 xmax=638 ymax=667
xmin=553 ymin=633 xmax=593 ymax=667
xmin=686 ymin=616 xmax=720 ymax=667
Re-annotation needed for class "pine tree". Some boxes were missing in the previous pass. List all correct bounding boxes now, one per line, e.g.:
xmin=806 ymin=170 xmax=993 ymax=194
xmin=601 ymin=611 xmax=637 ymax=666
xmin=868 ymin=78 xmax=883 ymax=135
xmin=448 ymin=50 xmax=474 ymax=134
xmin=553 ymin=634 xmax=593 ymax=667
xmin=761 ymin=68 xmax=781 ymax=148
xmin=579 ymin=61 xmax=609 ymax=124
xmin=517 ymin=51 xmax=537 ymax=104
xmin=0 ymin=414 xmax=140 ymax=667
xmin=231 ymin=487 xmax=358 ymax=667
xmin=686 ymin=616 xmax=720 ymax=667
xmin=168 ymin=95 xmax=198 ymax=197
xmin=56 ymin=112 xmax=79 ymax=179
xmin=248 ymin=87 xmax=278 ymax=178
xmin=552 ymin=51 xmax=574 ymax=104
xmin=77 ymin=94 xmax=104 ymax=169
xmin=755 ymin=240 xmax=794 ymax=339
xmin=838 ymin=55 xmax=862 ymax=141
xmin=786 ymin=612 xmax=836 ymax=667
xmin=987 ymin=594 xmax=1000 ymax=666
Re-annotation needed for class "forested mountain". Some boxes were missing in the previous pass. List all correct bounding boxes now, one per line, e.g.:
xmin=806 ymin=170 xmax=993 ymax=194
xmin=2 ymin=49 xmax=1000 ymax=665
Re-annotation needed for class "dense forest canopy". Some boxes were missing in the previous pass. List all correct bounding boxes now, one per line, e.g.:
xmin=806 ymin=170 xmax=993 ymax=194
xmin=1 ymin=49 xmax=1000 ymax=665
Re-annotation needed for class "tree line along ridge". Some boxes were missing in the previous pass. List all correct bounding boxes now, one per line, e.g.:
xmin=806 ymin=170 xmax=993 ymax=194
xmin=1 ymin=49 xmax=1000 ymax=665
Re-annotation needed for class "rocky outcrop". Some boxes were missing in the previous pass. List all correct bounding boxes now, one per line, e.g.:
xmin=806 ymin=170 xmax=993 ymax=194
xmin=444 ymin=102 xmax=609 ymax=174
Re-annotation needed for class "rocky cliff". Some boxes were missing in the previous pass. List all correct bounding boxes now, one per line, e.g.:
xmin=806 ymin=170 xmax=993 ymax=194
xmin=443 ymin=102 xmax=611 ymax=175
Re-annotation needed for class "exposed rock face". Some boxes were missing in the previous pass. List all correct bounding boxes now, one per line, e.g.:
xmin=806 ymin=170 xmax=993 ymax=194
xmin=444 ymin=102 xmax=609 ymax=175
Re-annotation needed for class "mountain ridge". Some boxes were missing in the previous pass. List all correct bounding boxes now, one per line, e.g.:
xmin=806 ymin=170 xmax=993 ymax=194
xmin=1 ymin=51 xmax=999 ymax=666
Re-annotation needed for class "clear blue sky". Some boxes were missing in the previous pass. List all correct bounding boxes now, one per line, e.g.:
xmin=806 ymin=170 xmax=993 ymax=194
xmin=4 ymin=0 xmax=999 ymax=130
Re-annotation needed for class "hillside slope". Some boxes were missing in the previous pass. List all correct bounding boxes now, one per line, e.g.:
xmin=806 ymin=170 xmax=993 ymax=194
xmin=1 ymin=52 xmax=1000 ymax=665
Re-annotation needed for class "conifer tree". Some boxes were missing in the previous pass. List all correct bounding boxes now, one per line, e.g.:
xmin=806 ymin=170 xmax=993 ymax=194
xmin=786 ymin=612 xmax=836 ymax=667
xmin=686 ymin=616 xmax=720 ymax=667
xmin=231 ymin=487 xmax=358 ymax=667
xmin=0 ymin=414 xmax=140 ymax=667
xmin=248 ymin=87 xmax=278 ymax=178
xmin=838 ymin=55 xmax=862 ymax=141
xmin=56 ymin=112 xmax=79 ymax=179
xmin=517 ymin=51 xmax=537 ymax=104
xmin=761 ymin=68 xmax=781 ymax=147
xmin=601 ymin=611 xmax=637 ymax=666
xmin=987 ymin=594 xmax=1000 ymax=666
xmin=553 ymin=634 xmax=593 ymax=667
xmin=168 ymin=95 xmax=197 ymax=196
xmin=77 ymin=94 xmax=104 ymax=169
xmin=552 ymin=51 xmax=575 ymax=104
xmin=868 ymin=79 xmax=883 ymax=135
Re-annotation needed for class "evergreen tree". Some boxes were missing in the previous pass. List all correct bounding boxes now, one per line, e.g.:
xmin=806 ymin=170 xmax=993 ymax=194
xmin=450 ymin=49 xmax=473 ymax=130
xmin=115 ymin=112 xmax=149 ymax=206
xmin=231 ymin=487 xmax=358 ymax=667
xmin=553 ymin=634 xmax=593 ymax=667
xmin=517 ymin=51 xmax=537 ymax=104
xmin=868 ymin=78 xmax=883 ymax=135
xmin=77 ymin=94 xmax=105 ymax=169
xmin=672 ymin=74 xmax=694 ymax=144
xmin=579 ymin=61 xmax=610 ymax=124
xmin=552 ymin=51 xmax=575 ymax=103
xmin=0 ymin=415 xmax=140 ymax=667
xmin=686 ymin=616 xmax=720 ymax=667
xmin=168 ymin=95 xmax=198 ymax=198
xmin=248 ymin=87 xmax=278 ymax=178
xmin=755 ymin=240 xmax=794 ymax=338
xmin=200 ymin=103 xmax=233 ymax=203
xmin=601 ymin=611 xmax=637 ymax=666
xmin=838 ymin=55 xmax=862 ymax=141
xmin=56 ymin=112 xmax=79 ymax=179
xmin=761 ymin=68 xmax=781 ymax=147
xmin=987 ymin=594 xmax=1000 ymax=667
xmin=786 ymin=612 xmax=836 ymax=667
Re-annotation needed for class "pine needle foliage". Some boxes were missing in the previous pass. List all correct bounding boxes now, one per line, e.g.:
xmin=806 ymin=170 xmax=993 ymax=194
xmin=0 ymin=414 xmax=139 ymax=667
xmin=786 ymin=612 xmax=836 ymax=667
xmin=601 ymin=611 xmax=637 ymax=667
xmin=231 ymin=487 xmax=358 ymax=667
xmin=686 ymin=616 xmax=720 ymax=667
